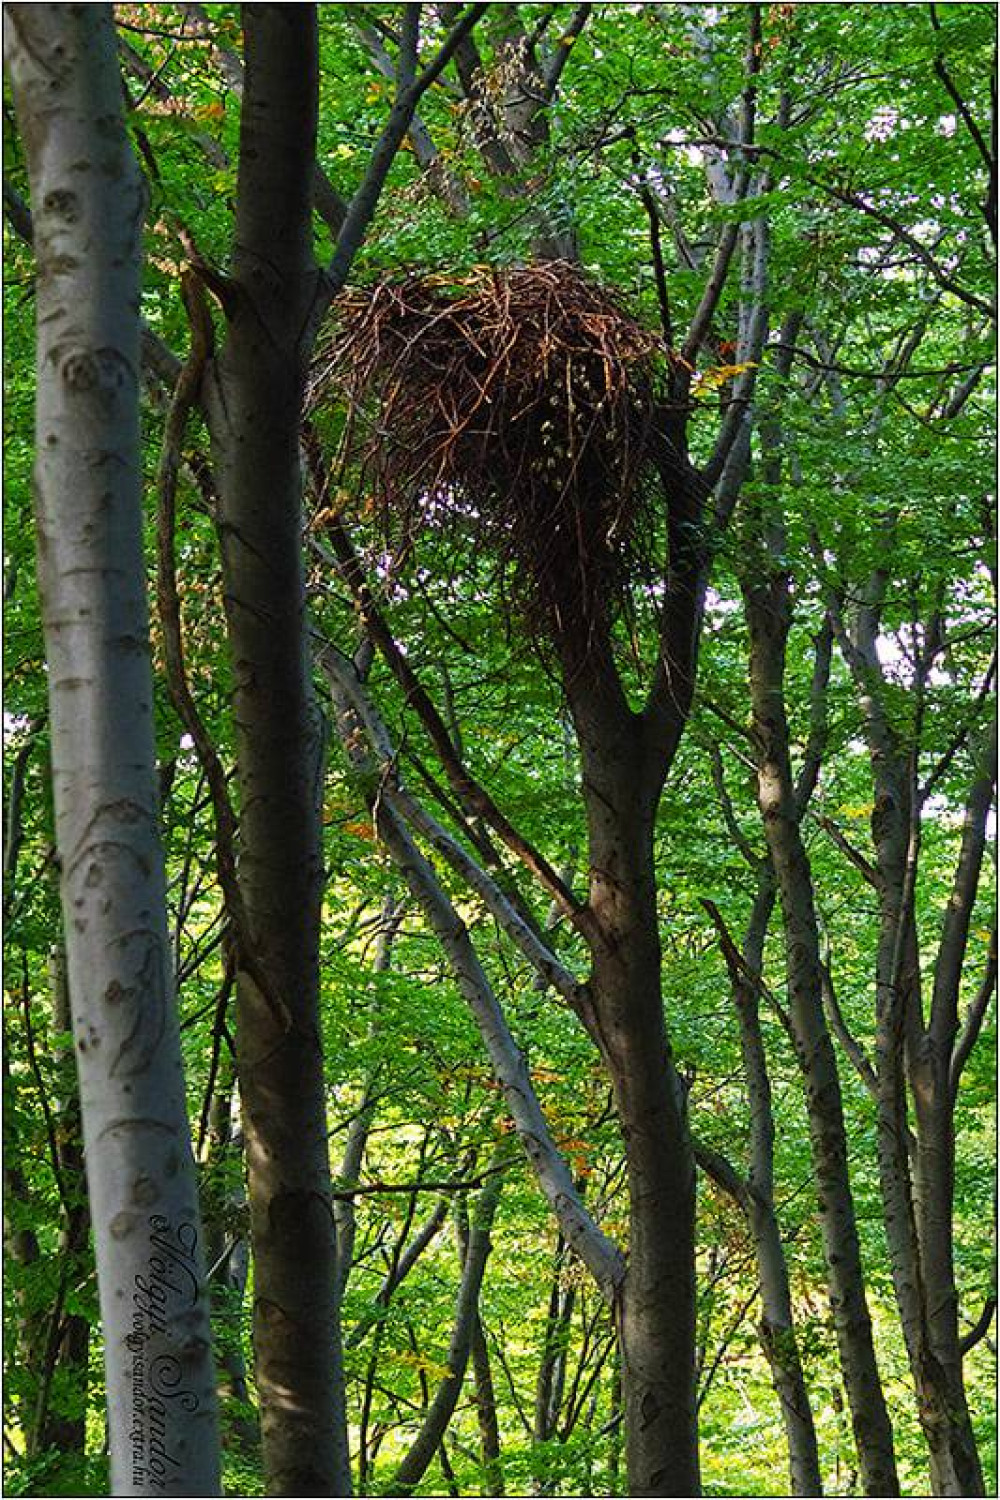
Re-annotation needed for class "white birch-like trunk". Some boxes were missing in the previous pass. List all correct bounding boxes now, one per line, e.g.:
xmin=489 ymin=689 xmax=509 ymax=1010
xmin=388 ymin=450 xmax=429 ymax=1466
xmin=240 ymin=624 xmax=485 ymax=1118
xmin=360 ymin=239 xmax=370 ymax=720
xmin=5 ymin=7 xmax=220 ymax=1493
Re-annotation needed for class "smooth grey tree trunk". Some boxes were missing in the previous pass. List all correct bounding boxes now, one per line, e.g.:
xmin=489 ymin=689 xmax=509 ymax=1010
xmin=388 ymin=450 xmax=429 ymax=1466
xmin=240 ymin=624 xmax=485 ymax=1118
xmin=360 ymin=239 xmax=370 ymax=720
xmin=5 ymin=7 xmax=220 ymax=1493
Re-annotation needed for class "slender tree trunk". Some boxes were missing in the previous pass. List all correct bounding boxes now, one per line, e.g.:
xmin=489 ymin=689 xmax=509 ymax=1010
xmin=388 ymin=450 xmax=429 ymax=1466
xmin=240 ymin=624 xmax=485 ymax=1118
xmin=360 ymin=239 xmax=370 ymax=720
xmin=333 ymin=892 xmax=402 ymax=1322
xmin=534 ymin=1235 xmax=574 ymax=1449
xmin=843 ymin=595 xmax=989 ymax=1496
xmin=457 ymin=1190 xmax=506 ymax=1497
xmin=2 ymin=1025 xmax=43 ymax=1434
xmin=35 ymin=944 xmax=91 ymax=1459
xmin=5 ymin=7 xmax=219 ymax=1492
xmin=201 ymin=1050 xmax=258 ymax=1457
xmin=746 ymin=577 xmax=898 ymax=1496
xmin=203 ymin=9 xmax=348 ymax=1492
xmin=393 ymin=1163 xmax=505 ymax=1496
xmin=721 ymin=875 xmax=823 ymax=1496
xmin=470 ymin=1310 xmax=504 ymax=1496
xmin=911 ymin=1069 xmax=985 ymax=1496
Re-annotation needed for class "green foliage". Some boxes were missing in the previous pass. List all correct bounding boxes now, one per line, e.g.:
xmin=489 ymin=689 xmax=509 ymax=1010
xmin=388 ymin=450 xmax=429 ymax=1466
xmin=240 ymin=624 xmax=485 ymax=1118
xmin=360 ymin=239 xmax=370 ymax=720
xmin=4 ymin=3 xmax=995 ymax=1494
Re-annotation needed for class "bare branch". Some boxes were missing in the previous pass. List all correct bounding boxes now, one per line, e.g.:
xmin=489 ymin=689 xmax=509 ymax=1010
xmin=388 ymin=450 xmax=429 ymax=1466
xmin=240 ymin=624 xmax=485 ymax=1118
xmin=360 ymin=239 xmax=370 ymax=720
xmin=314 ymin=514 xmax=598 ymax=945
xmin=693 ymin=1137 xmax=752 ymax=1212
xmin=701 ymin=898 xmax=793 ymax=1040
xmin=317 ymin=640 xmax=589 ymax=1013
xmin=817 ymin=177 xmax=995 ymax=320
xmin=820 ymin=960 xmax=878 ymax=1099
xmin=709 ymin=743 xmax=761 ymax=870
xmin=950 ymin=926 xmax=998 ymax=1098
xmin=539 ymin=4 xmax=592 ymax=103
xmin=814 ymin=814 xmax=881 ymax=890
xmin=326 ymin=4 xmax=490 ymax=293
xmin=959 ymin=1293 xmax=997 ymax=1357
xmin=322 ymin=648 xmax=625 ymax=1300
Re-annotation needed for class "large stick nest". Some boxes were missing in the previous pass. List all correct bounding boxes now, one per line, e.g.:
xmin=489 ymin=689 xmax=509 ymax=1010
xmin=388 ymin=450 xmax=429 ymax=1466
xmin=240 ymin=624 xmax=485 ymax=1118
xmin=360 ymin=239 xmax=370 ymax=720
xmin=313 ymin=261 xmax=669 ymax=643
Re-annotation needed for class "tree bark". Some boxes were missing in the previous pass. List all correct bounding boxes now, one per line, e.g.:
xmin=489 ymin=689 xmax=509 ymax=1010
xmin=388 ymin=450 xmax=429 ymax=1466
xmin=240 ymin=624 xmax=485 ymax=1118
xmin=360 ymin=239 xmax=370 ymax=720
xmin=5 ymin=7 xmax=219 ymax=1492
xmin=393 ymin=1163 xmax=505 ymax=1495
xmin=746 ymin=574 xmax=899 ymax=1497
xmin=840 ymin=587 xmax=990 ymax=1496
xmin=703 ymin=875 xmax=823 ymax=1497
xmin=470 ymin=1308 xmax=504 ymax=1496
xmin=322 ymin=608 xmax=701 ymax=1494
xmin=911 ymin=725 xmax=994 ymax=1496
xmin=202 ymin=8 xmax=349 ymax=1493
xmin=534 ymin=1235 xmax=575 ymax=1450
xmin=34 ymin=944 xmax=91 ymax=1459
xmin=551 ymin=666 xmax=699 ymax=1496
xmin=585 ymin=777 xmax=700 ymax=1499
xmin=201 ymin=1048 xmax=258 ymax=1457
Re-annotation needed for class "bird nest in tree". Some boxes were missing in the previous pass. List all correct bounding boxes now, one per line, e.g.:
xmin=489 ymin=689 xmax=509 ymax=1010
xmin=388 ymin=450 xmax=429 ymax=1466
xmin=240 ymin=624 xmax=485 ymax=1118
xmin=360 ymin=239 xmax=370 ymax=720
xmin=314 ymin=261 xmax=668 ymax=642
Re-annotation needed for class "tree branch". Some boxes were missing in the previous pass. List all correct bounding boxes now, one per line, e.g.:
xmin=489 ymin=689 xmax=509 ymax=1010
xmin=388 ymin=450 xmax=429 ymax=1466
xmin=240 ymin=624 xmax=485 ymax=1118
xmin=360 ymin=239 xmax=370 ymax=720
xmin=950 ymin=926 xmax=998 ymax=1098
xmin=317 ymin=640 xmax=590 ymax=1014
xmin=314 ymin=515 xmax=598 ymax=945
xmin=323 ymin=650 xmax=625 ymax=1301
xmin=959 ymin=1293 xmax=997 ymax=1357
xmin=814 ymin=814 xmax=881 ymax=890
xmin=701 ymin=898 xmax=793 ymax=1040
xmin=817 ymin=176 xmax=995 ymax=319
xmin=539 ymin=4 xmax=592 ymax=103
xmin=326 ymin=4 xmax=490 ymax=294
xmin=820 ymin=959 xmax=878 ymax=1099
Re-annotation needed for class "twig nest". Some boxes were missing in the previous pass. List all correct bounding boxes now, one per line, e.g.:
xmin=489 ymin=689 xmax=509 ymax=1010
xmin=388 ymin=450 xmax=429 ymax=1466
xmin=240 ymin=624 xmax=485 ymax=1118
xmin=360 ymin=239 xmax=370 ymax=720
xmin=314 ymin=261 xmax=668 ymax=641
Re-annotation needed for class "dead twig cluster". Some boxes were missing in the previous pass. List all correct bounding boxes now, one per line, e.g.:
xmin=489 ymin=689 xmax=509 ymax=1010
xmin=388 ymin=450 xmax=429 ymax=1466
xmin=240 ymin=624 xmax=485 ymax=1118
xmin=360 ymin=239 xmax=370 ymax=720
xmin=313 ymin=261 xmax=672 ymax=644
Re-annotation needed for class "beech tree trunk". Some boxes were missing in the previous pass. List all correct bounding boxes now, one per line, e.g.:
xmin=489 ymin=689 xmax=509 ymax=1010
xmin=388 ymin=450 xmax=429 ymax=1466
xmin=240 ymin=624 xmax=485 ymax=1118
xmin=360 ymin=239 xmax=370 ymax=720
xmin=35 ymin=944 xmax=91 ymax=1460
xmin=579 ymin=723 xmax=700 ymax=1498
xmin=203 ymin=8 xmax=349 ymax=1493
xmin=842 ymin=587 xmax=990 ymax=1497
xmin=5 ymin=7 xmax=220 ymax=1492
xmin=393 ymin=1163 xmax=505 ymax=1495
xmin=746 ymin=574 xmax=899 ymax=1497
xmin=705 ymin=873 xmax=823 ymax=1496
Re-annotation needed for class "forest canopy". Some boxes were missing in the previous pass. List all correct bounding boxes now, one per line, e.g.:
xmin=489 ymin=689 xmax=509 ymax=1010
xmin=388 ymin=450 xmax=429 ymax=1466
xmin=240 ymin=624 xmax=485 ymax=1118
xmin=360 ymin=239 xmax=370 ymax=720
xmin=2 ymin=4 xmax=996 ymax=1498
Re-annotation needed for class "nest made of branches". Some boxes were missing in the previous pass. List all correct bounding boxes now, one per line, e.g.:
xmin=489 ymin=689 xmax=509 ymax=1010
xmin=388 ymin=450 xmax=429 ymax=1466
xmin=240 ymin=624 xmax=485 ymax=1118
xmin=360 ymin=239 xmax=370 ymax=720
xmin=313 ymin=261 xmax=671 ymax=644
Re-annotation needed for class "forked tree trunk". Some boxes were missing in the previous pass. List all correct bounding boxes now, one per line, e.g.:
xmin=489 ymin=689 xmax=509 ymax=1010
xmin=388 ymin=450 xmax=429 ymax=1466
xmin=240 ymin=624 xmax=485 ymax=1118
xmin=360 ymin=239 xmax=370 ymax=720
xmin=393 ymin=1163 xmax=505 ymax=1495
xmin=5 ymin=7 xmax=219 ymax=1492
xmin=845 ymin=594 xmax=990 ymax=1497
xmin=746 ymin=576 xmax=898 ymax=1496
